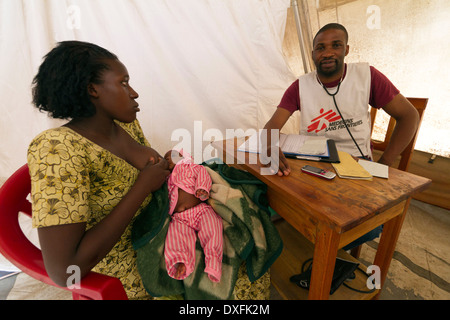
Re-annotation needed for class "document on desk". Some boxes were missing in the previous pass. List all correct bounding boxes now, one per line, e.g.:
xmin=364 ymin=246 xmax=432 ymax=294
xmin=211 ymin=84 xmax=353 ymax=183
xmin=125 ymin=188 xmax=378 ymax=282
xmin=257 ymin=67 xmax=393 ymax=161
xmin=358 ymin=159 xmax=389 ymax=179
xmin=237 ymin=132 xmax=329 ymax=158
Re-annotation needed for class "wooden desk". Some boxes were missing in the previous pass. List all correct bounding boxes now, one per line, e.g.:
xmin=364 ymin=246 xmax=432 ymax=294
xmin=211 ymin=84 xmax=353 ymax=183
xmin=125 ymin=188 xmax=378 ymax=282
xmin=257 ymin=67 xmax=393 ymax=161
xmin=211 ymin=138 xmax=431 ymax=300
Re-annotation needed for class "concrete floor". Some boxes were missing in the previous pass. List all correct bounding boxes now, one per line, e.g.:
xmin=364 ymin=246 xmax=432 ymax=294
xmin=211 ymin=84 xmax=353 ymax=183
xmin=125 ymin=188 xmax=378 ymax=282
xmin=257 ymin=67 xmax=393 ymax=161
xmin=1 ymin=199 xmax=449 ymax=300
xmin=360 ymin=199 xmax=450 ymax=300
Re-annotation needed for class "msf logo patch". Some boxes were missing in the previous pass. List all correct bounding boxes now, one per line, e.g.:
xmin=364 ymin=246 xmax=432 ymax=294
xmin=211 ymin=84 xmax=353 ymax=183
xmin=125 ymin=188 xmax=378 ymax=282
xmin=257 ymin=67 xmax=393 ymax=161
xmin=307 ymin=108 xmax=341 ymax=133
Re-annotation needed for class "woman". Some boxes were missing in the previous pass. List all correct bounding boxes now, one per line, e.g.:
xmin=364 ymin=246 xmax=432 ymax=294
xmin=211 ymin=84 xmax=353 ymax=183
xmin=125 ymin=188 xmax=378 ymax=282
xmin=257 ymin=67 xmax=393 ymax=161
xmin=28 ymin=41 xmax=169 ymax=299
xmin=28 ymin=41 xmax=270 ymax=299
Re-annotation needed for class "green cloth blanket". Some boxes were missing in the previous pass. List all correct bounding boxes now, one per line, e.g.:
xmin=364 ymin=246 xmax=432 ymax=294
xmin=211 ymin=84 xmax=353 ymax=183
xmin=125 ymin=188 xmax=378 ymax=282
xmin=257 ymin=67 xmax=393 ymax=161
xmin=131 ymin=161 xmax=283 ymax=300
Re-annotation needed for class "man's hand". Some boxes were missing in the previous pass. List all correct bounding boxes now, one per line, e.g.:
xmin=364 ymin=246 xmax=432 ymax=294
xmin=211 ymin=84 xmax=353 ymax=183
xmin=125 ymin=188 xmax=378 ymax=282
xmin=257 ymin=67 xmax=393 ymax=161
xmin=263 ymin=146 xmax=291 ymax=176
xmin=262 ymin=108 xmax=292 ymax=176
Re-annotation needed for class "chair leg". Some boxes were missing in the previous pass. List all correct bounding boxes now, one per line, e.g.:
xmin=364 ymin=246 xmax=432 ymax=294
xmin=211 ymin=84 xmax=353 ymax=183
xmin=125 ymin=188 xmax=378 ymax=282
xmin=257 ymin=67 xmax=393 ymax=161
xmin=350 ymin=245 xmax=362 ymax=259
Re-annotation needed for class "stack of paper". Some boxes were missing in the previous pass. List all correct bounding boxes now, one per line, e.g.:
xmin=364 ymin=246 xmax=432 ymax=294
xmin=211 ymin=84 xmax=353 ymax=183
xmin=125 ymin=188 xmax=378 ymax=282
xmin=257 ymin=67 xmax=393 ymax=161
xmin=331 ymin=151 xmax=373 ymax=180
xmin=280 ymin=134 xmax=328 ymax=156
xmin=358 ymin=159 xmax=389 ymax=179
xmin=238 ymin=132 xmax=329 ymax=157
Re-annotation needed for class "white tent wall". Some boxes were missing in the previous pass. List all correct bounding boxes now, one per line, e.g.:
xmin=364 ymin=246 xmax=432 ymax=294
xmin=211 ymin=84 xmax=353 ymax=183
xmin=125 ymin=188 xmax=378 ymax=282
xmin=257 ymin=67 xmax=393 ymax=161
xmin=0 ymin=0 xmax=298 ymax=180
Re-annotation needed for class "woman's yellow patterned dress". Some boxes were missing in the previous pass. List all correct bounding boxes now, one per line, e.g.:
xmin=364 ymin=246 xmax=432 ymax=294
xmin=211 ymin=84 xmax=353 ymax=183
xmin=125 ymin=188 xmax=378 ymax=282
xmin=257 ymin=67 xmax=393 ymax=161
xmin=27 ymin=119 xmax=270 ymax=300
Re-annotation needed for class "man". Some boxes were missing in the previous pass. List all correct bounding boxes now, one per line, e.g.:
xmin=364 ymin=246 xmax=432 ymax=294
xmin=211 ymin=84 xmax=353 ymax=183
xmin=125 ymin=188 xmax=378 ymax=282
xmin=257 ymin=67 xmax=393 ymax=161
xmin=264 ymin=23 xmax=419 ymax=177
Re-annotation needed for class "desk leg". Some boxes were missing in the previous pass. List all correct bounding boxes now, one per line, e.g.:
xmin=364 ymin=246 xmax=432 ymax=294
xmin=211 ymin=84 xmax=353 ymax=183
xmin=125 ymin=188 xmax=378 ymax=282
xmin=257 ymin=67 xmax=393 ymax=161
xmin=308 ymin=222 xmax=340 ymax=300
xmin=373 ymin=198 xmax=411 ymax=299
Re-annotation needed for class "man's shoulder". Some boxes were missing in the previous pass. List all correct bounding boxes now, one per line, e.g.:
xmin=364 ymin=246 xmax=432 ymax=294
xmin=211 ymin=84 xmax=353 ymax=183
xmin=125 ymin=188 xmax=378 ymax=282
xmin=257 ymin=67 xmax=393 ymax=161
xmin=347 ymin=62 xmax=371 ymax=72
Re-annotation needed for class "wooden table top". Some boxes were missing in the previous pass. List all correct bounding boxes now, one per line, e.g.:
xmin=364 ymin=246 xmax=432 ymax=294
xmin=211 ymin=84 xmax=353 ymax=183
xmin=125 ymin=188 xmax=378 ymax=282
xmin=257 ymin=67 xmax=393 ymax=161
xmin=211 ymin=138 xmax=432 ymax=232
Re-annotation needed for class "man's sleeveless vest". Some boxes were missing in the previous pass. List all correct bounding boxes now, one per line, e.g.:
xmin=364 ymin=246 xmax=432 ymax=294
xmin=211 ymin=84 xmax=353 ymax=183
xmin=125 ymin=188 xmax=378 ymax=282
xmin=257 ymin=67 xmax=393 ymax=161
xmin=298 ymin=62 xmax=372 ymax=158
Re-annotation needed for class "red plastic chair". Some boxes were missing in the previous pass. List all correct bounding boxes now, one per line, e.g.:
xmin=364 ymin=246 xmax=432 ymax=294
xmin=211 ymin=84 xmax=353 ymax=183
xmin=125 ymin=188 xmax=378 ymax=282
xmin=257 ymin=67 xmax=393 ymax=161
xmin=0 ymin=164 xmax=128 ymax=300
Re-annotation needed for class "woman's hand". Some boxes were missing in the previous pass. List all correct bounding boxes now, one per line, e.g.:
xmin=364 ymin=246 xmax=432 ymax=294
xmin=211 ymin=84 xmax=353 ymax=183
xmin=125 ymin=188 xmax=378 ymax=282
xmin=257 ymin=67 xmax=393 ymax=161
xmin=137 ymin=157 xmax=170 ymax=193
xmin=147 ymin=147 xmax=163 ymax=165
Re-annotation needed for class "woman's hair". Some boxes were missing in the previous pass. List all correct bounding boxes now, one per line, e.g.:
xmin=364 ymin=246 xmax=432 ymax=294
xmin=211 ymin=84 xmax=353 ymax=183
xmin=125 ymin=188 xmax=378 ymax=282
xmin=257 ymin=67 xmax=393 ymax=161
xmin=32 ymin=41 xmax=118 ymax=119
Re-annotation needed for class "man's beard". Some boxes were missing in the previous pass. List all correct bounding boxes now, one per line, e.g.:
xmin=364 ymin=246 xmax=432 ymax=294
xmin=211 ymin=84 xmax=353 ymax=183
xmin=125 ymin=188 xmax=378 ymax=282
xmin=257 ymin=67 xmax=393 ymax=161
xmin=316 ymin=58 xmax=342 ymax=77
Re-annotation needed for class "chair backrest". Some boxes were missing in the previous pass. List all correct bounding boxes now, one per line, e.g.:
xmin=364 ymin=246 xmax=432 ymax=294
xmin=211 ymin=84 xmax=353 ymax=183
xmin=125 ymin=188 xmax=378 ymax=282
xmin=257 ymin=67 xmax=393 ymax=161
xmin=370 ymin=97 xmax=428 ymax=171
xmin=0 ymin=164 xmax=128 ymax=300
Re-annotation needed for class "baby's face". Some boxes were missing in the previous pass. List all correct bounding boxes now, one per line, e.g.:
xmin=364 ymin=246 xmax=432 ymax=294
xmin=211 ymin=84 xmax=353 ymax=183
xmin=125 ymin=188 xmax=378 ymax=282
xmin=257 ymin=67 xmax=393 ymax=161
xmin=164 ymin=150 xmax=183 ymax=171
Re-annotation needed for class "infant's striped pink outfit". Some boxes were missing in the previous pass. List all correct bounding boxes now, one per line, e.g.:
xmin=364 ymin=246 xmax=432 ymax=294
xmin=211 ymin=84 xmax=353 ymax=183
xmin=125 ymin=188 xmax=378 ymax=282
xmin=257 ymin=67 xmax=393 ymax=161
xmin=164 ymin=156 xmax=223 ymax=283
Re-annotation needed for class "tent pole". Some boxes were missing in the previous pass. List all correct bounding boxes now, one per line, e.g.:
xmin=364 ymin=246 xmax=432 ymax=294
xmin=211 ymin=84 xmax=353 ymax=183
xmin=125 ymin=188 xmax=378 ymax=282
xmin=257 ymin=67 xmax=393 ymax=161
xmin=292 ymin=0 xmax=314 ymax=74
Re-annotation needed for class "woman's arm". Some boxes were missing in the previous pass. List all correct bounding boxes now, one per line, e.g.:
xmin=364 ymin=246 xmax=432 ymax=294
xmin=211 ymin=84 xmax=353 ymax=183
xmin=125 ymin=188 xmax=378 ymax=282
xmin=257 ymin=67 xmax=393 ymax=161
xmin=38 ymin=159 xmax=169 ymax=287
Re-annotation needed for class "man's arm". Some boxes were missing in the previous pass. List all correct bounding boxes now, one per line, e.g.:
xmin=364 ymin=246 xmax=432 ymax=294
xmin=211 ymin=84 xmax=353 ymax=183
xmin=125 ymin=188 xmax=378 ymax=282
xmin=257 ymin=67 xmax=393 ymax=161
xmin=377 ymin=93 xmax=420 ymax=166
xmin=263 ymin=108 xmax=292 ymax=176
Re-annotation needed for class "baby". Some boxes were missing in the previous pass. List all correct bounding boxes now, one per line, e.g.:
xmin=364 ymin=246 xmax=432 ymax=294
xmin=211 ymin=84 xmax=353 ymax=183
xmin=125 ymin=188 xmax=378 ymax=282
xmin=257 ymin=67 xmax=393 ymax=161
xmin=163 ymin=150 xmax=223 ymax=283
